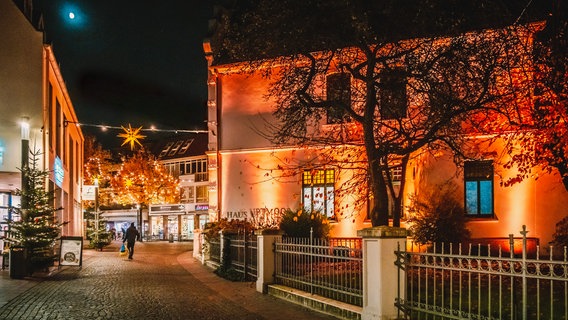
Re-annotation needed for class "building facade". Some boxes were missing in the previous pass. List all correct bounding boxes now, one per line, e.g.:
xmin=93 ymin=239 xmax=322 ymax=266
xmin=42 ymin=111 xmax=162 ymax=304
xmin=148 ymin=134 xmax=209 ymax=240
xmin=0 ymin=0 xmax=84 ymax=239
xmin=203 ymin=11 xmax=567 ymax=247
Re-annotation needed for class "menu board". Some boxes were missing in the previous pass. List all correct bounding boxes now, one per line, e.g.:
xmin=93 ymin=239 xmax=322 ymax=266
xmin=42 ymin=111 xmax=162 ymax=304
xmin=59 ymin=236 xmax=83 ymax=267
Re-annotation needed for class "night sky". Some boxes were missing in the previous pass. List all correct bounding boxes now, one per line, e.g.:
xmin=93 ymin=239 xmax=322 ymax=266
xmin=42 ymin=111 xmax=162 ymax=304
xmin=40 ymin=1 xmax=214 ymax=149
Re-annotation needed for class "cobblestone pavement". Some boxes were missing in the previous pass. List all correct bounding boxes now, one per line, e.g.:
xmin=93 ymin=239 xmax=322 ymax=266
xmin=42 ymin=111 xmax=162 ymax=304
xmin=0 ymin=241 xmax=336 ymax=320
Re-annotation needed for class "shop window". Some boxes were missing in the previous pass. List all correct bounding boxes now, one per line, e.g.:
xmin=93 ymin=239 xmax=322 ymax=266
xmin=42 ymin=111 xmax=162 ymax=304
xmin=326 ymin=73 xmax=351 ymax=124
xmin=302 ymin=169 xmax=335 ymax=218
xmin=379 ymin=68 xmax=407 ymax=120
xmin=464 ymin=160 xmax=494 ymax=217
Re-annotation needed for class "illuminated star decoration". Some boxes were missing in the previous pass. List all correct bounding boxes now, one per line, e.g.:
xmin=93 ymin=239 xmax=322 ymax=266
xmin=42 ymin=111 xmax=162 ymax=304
xmin=117 ymin=124 xmax=146 ymax=150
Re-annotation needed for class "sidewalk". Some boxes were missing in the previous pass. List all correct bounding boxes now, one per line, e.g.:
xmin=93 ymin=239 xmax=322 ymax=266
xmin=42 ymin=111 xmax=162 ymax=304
xmin=0 ymin=243 xmax=336 ymax=319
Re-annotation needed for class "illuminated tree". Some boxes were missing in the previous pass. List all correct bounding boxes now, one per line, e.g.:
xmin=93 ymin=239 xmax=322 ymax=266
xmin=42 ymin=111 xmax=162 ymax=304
xmin=496 ymin=4 xmax=568 ymax=190
xmin=83 ymin=136 xmax=117 ymax=208
xmin=6 ymin=150 xmax=65 ymax=275
xmin=212 ymin=0 xmax=540 ymax=226
xmin=110 ymin=149 xmax=179 ymax=206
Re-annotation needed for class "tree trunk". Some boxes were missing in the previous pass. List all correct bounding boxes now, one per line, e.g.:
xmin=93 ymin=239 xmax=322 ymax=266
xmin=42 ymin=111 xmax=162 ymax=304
xmin=369 ymin=157 xmax=390 ymax=227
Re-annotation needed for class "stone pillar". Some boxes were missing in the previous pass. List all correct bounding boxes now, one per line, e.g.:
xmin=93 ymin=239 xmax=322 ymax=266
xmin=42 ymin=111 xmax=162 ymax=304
xmin=193 ymin=229 xmax=203 ymax=259
xmin=255 ymin=230 xmax=282 ymax=293
xmin=163 ymin=215 xmax=168 ymax=240
xmin=357 ymin=226 xmax=407 ymax=320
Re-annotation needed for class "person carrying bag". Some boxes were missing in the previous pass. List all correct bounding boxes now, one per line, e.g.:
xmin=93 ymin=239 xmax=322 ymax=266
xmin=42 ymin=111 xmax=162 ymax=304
xmin=123 ymin=223 xmax=140 ymax=260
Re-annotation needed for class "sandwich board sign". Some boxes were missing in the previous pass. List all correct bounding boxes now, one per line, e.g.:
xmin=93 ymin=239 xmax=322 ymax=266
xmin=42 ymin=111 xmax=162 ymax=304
xmin=59 ymin=236 xmax=83 ymax=269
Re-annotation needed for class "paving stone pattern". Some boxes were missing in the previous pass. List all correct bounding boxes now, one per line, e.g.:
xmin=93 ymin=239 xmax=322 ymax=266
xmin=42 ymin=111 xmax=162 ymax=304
xmin=0 ymin=242 xmax=335 ymax=320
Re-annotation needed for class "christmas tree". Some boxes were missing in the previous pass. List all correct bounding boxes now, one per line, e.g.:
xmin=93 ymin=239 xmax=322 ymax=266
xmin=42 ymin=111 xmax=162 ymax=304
xmin=6 ymin=150 xmax=66 ymax=275
xmin=84 ymin=208 xmax=111 ymax=250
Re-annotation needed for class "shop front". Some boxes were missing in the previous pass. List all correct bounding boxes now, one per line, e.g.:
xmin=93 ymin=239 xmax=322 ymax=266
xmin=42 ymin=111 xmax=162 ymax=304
xmin=149 ymin=204 xmax=209 ymax=241
xmin=100 ymin=209 xmax=140 ymax=240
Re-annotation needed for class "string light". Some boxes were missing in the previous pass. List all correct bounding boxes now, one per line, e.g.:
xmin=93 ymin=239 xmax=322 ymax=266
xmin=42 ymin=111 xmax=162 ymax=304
xmin=64 ymin=120 xmax=207 ymax=134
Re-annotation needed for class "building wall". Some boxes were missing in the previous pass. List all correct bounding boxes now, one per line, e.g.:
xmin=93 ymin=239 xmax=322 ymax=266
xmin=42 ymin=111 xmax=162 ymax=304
xmin=0 ymin=0 xmax=84 ymax=238
xmin=43 ymin=45 xmax=84 ymax=237
xmin=206 ymin=31 xmax=568 ymax=245
xmin=0 ymin=0 xmax=44 ymax=179
xmin=0 ymin=0 xmax=44 ymax=237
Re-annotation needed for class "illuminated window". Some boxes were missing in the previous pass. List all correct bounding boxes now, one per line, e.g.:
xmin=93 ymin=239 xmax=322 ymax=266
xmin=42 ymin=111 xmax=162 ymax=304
xmin=196 ymin=186 xmax=208 ymax=203
xmin=159 ymin=142 xmax=174 ymax=158
xmin=379 ymin=68 xmax=407 ymax=120
xmin=326 ymin=73 xmax=351 ymax=124
xmin=168 ymin=141 xmax=184 ymax=156
xmin=302 ymin=169 xmax=335 ymax=218
xmin=178 ymin=139 xmax=194 ymax=155
xmin=464 ymin=160 xmax=494 ymax=217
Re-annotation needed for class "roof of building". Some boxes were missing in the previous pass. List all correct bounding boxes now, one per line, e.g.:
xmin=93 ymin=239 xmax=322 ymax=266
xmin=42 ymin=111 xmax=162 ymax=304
xmin=145 ymin=133 xmax=208 ymax=161
xmin=208 ymin=0 xmax=551 ymax=66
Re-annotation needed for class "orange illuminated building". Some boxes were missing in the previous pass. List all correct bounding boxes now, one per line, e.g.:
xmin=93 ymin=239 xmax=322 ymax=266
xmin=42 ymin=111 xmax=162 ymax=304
xmin=203 ymin=12 xmax=565 ymax=248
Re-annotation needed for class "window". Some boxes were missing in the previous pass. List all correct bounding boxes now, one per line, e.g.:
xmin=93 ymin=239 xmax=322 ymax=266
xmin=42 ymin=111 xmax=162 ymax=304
xmin=159 ymin=142 xmax=174 ymax=158
xmin=181 ymin=186 xmax=194 ymax=203
xmin=178 ymin=139 xmax=194 ymax=155
xmin=379 ymin=68 xmax=407 ymax=120
xmin=302 ymin=169 xmax=335 ymax=218
xmin=168 ymin=141 xmax=184 ymax=156
xmin=196 ymin=186 xmax=208 ymax=203
xmin=464 ymin=160 xmax=494 ymax=217
xmin=326 ymin=73 xmax=351 ymax=124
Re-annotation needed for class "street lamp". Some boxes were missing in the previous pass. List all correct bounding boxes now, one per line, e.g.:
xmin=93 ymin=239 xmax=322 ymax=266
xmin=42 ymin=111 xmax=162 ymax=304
xmin=94 ymin=178 xmax=99 ymax=242
xmin=20 ymin=117 xmax=29 ymax=209
xmin=136 ymin=204 xmax=143 ymax=242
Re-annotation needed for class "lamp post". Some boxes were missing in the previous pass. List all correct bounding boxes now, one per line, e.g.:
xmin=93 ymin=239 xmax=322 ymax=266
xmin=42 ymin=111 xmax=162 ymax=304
xmin=20 ymin=117 xmax=29 ymax=210
xmin=137 ymin=204 xmax=143 ymax=242
xmin=94 ymin=178 xmax=99 ymax=242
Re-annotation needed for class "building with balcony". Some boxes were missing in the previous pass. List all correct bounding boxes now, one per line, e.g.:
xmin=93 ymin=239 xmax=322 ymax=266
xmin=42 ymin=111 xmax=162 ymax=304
xmin=147 ymin=133 xmax=209 ymax=240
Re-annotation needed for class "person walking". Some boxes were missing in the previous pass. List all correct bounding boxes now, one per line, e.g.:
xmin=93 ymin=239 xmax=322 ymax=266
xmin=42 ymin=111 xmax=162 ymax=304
xmin=123 ymin=223 xmax=140 ymax=260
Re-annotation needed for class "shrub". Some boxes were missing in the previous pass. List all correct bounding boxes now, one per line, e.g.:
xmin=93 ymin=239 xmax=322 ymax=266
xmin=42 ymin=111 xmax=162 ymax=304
xmin=202 ymin=218 xmax=254 ymax=241
xmin=279 ymin=208 xmax=331 ymax=238
xmin=406 ymin=181 xmax=470 ymax=245
xmin=552 ymin=216 xmax=568 ymax=248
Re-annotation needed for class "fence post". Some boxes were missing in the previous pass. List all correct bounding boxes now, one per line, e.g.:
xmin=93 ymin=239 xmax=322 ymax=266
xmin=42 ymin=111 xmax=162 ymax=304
xmin=255 ymin=229 xmax=282 ymax=294
xmin=358 ymin=226 xmax=407 ymax=320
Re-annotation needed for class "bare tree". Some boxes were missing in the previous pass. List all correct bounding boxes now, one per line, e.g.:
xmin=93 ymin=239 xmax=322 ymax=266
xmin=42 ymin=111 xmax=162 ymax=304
xmin=212 ymin=0 xmax=543 ymax=226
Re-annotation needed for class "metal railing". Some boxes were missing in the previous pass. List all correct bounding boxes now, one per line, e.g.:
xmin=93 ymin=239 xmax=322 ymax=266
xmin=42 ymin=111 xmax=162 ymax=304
xmin=208 ymin=237 xmax=221 ymax=266
xmin=395 ymin=225 xmax=568 ymax=320
xmin=204 ymin=231 xmax=257 ymax=280
xmin=274 ymin=235 xmax=363 ymax=307
xmin=228 ymin=232 xmax=258 ymax=280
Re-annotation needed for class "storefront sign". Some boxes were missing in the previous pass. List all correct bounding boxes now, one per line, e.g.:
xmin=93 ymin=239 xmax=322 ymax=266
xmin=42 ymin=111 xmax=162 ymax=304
xmin=149 ymin=204 xmax=185 ymax=214
xmin=82 ymin=185 xmax=96 ymax=201
xmin=54 ymin=156 xmax=64 ymax=188
xmin=195 ymin=204 xmax=209 ymax=211
xmin=223 ymin=207 xmax=289 ymax=220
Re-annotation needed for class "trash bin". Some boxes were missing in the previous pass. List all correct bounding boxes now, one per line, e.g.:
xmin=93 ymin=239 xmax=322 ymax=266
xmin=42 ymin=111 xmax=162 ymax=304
xmin=9 ymin=246 xmax=27 ymax=279
xmin=169 ymin=234 xmax=174 ymax=243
